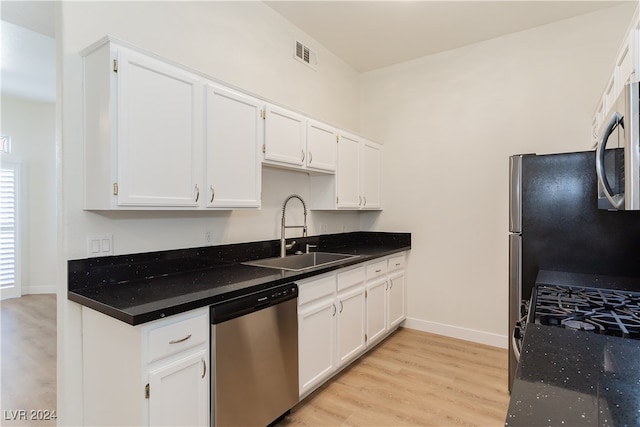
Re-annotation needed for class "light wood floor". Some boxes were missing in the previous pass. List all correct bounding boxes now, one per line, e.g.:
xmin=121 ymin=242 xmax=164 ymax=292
xmin=1 ymin=294 xmax=57 ymax=426
xmin=0 ymin=296 xmax=509 ymax=427
xmin=278 ymin=328 xmax=510 ymax=427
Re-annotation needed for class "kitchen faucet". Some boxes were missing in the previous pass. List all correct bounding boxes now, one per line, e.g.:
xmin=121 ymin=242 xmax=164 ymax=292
xmin=281 ymin=194 xmax=307 ymax=257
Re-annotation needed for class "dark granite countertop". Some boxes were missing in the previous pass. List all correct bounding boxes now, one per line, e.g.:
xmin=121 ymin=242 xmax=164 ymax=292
xmin=506 ymin=324 xmax=640 ymax=426
xmin=68 ymin=231 xmax=410 ymax=325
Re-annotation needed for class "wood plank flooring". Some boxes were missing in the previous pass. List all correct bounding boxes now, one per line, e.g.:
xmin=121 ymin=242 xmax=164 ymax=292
xmin=0 ymin=296 xmax=509 ymax=427
xmin=278 ymin=328 xmax=510 ymax=427
xmin=1 ymin=294 xmax=57 ymax=426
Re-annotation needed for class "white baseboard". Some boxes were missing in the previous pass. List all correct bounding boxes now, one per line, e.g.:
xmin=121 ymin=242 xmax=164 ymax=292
xmin=23 ymin=285 xmax=56 ymax=295
xmin=403 ymin=317 xmax=508 ymax=349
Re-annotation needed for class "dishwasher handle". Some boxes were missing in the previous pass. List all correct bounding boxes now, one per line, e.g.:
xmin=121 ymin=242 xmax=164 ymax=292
xmin=210 ymin=283 xmax=298 ymax=324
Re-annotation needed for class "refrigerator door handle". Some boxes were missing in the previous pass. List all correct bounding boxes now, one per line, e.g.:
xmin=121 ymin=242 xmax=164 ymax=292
xmin=596 ymin=112 xmax=625 ymax=209
xmin=509 ymin=155 xmax=523 ymax=233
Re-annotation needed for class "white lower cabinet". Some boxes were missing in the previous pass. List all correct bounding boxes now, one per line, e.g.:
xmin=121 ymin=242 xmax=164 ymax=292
xmin=82 ymin=306 xmax=209 ymax=426
xmin=336 ymin=268 xmax=367 ymax=366
xmin=148 ymin=349 xmax=209 ymax=427
xmin=297 ymin=273 xmax=338 ymax=397
xmin=297 ymin=252 xmax=408 ymax=399
xmin=365 ymin=275 xmax=388 ymax=345
xmin=386 ymin=254 xmax=407 ymax=331
xmin=365 ymin=259 xmax=389 ymax=347
xmin=365 ymin=254 xmax=407 ymax=347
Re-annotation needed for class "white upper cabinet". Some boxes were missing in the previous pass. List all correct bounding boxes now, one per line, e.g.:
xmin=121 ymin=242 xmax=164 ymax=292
xmin=592 ymin=7 xmax=640 ymax=148
xmin=205 ymin=84 xmax=263 ymax=209
xmin=360 ymin=139 xmax=382 ymax=209
xmin=336 ymin=133 xmax=361 ymax=208
xmin=263 ymin=104 xmax=306 ymax=167
xmin=306 ymin=120 xmax=337 ymax=173
xmin=310 ymin=132 xmax=383 ymax=210
xmin=82 ymin=37 xmax=381 ymax=210
xmin=84 ymin=41 xmax=203 ymax=209
xmin=83 ymin=38 xmax=264 ymax=210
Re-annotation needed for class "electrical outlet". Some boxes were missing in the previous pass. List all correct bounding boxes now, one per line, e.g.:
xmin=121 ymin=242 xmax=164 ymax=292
xmin=87 ymin=235 xmax=113 ymax=257
xmin=204 ymin=230 xmax=213 ymax=244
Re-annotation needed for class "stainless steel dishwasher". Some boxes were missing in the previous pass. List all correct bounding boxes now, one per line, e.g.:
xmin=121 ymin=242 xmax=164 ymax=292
xmin=210 ymin=283 xmax=299 ymax=427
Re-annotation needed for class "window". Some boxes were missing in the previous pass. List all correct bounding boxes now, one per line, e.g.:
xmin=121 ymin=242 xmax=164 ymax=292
xmin=0 ymin=160 xmax=20 ymax=299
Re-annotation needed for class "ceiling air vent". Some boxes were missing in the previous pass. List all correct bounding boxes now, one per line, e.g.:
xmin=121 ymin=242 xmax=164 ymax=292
xmin=294 ymin=40 xmax=317 ymax=70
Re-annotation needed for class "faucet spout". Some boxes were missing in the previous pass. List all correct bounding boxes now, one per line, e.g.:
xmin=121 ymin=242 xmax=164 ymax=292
xmin=281 ymin=194 xmax=308 ymax=257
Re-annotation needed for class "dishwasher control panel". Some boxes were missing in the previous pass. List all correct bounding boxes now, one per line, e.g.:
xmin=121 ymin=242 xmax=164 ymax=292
xmin=210 ymin=283 xmax=298 ymax=324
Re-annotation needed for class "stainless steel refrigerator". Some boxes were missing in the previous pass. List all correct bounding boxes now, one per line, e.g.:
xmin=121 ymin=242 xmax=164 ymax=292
xmin=508 ymin=151 xmax=640 ymax=390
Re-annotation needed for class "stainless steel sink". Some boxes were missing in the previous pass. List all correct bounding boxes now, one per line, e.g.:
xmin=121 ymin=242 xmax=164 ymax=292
xmin=242 ymin=252 xmax=359 ymax=272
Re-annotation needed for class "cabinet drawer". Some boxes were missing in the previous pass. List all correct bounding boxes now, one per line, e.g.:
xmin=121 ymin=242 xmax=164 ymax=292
xmin=366 ymin=260 xmax=387 ymax=279
xmin=337 ymin=266 xmax=365 ymax=292
xmin=388 ymin=254 xmax=406 ymax=271
xmin=148 ymin=311 xmax=208 ymax=363
xmin=298 ymin=273 xmax=336 ymax=306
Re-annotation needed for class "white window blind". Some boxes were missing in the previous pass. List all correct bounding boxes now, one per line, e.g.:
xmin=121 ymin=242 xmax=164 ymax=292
xmin=0 ymin=162 xmax=18 ymax=292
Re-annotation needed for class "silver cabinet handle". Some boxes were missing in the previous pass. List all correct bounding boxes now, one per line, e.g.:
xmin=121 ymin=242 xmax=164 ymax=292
xmin=194 ymin=185 xmax=200 ymax=203
xmin=301 ymin=150 xmax=305 ymax=162
xmin=595 ymin=111 xmax=624 ymax=209
xmin=389 ymin=280 xmax=393 ymax=289
xmin=339 ymin=301 xmax=344 ymax=313
xmin=210 ymin=185 xmax=215 ymax=203
xmin=309 ymin=152 xmax=313 ymax=164
xmin=363 ymin=196 xmax=367 ymax=206
xmin=332 ymin=304 xmax=336 ymax=316
xmin=359 ymin=196 xmax=363 ymax=206
xmin=169 ymin=334 xmax=192 ymax=344
xmin=201 ymin=358 xmax=207 ymax=379
xmin=375 ymin=269 xmax=382 ymax=273
xmin=385 ymin=281 xmax=389 ymax=290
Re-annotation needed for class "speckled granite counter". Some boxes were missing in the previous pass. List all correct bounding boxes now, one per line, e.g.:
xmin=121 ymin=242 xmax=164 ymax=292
xmin=506 ymin=324 xmax=640 ymax=426
xmin=68 ymin=231 xmax=410 ymax=325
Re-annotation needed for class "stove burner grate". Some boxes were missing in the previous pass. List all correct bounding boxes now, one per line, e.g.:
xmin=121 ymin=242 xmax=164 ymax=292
xmin=534 ymin=285 xmax=640 ymax=340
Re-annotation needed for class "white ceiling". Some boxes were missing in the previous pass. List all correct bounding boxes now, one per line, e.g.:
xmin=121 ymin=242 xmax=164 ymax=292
xmin=0 ymin=1 xmax=634 ymax=102
xmin=265 ymin=1 xmax=632 ymax=72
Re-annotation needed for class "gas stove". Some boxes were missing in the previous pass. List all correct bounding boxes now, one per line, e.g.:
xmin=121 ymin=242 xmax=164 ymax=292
xmin=531 ymin=284 xmax=640 ymax=339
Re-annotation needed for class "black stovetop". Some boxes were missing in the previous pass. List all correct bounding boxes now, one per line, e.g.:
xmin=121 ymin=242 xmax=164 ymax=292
xmin=532 ymin=284 xmax=640 ymax=340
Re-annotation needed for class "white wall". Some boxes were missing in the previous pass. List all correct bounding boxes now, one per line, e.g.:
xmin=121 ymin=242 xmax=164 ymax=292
xmin=1 ymin=95 xmax=57 ymax=294
xmin=359 ymin=3 xmax=636 ymax=347
xmin=58 ymin=2 xmax=361 ymax=424
xmin=60 ymin=1 xmax=362 ymax=260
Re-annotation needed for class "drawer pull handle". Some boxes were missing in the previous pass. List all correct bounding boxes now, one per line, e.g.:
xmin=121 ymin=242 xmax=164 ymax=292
xmin=169 ymin=334 xmax=192 ymax=344
xmin=201 ymin=358 xmax=207 ymax=379
xmin=375 ymin=269 xmax=382 ymax=273
xmin=395 ymin=263 xmax=401 ymax=267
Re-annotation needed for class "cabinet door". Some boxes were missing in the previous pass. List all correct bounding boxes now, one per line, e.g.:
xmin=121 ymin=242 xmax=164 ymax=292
xmin=307 ymin=120 xmax=337 ymax=172
xmin=336 ymin=133 xmax=360 ymax=208
xmin=360 ymin=141 xmax=381 ymax=209
xmin=336 ymin=286 xmax=366 ymax=366
xmin=117 ymin=48 xmax=202 ymax=207
xmin=365 ymin=276 xmax=387 ymax=345
xmin=264 ymin=105 xmax=305 ymax=166
xmin=298 ymin=298 xmax=336 ymax=397
xmin=205 ymin=84 xmax=262 ymax=208
xmin=615 ymin=31 xmax=635 ymax=96
xmin=148 ymin=349 xmax=208 ymax=427
xmin=388 ymin=270 xmax=406 ymax=329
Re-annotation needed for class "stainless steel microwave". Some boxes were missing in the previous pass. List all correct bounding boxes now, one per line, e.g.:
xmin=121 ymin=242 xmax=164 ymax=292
xmin=596 ymin=81 xmax=640 ymax=210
